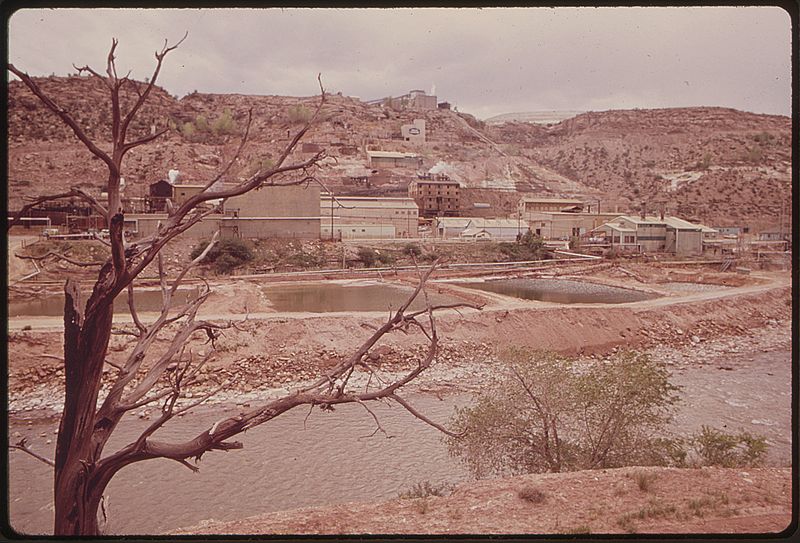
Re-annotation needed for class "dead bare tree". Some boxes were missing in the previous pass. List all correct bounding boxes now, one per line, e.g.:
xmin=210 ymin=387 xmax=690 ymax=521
xmin=8 ymin=38 xmax=479 ymax=535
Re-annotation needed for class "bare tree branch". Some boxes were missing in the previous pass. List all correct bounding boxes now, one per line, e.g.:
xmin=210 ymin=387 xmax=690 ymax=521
xmin=8 ymin=188 xmax=108 ymax=232
xmin=8 ymin=65 xmax=116 ymax=174
xmin=16 ymin=251 xmax=103 ymax=268
xmin=10 ymin=438 xmax=56 ymax=467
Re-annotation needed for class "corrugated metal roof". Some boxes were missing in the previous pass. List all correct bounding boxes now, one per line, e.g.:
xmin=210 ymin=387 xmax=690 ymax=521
xmin=466 ymin=218 xmax=530 ymax=229
xmin=435 ymin=217 xmax=473 ymax=227
xmin=367 ymin=150 xmax=419 ymax=159
xmin=520 ymin=197 xmax=584 ymax=204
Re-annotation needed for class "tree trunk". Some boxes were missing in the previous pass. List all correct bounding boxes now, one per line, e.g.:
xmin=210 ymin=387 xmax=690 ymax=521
xmin=53 ymin=278 xmax=114 ymax=535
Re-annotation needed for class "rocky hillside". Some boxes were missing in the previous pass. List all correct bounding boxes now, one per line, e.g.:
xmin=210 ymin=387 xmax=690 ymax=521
xmin=487 ymin=107 xmax=792 ymax=229
xmin=8 ymin=76 xmax=791 ymax=230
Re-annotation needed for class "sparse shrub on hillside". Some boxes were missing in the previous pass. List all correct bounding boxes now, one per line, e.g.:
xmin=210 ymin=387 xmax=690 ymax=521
xmin=744 ymin=147 xmax=763 ymax=164
xmin=245 ymin=157 xmax=276 ymax=177
xmin=190 ymin=238 xmax=254 ymax=274
xmin=177 ymin=110 xmax=239 ymax=142
xmin=287 ymin=104 xmax=313 ymax=124
xmin=398 ymin=480 xmax=455 ymax=499
xmin=752 ymin=131 xmax=775 ymax=144
xmin=518 ymin=486 xmax=546 ymax=504
xmin=211 ymin=108 xmax=237 ymax=135
xmin=194 ymin=114 xmax=210 ymax=132
xmin=632 ymin=471 xmax=658 ymax=492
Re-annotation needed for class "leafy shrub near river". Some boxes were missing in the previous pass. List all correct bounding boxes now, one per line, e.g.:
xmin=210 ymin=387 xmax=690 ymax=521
xmin=446 ymin=349 xmax=767 ymax=477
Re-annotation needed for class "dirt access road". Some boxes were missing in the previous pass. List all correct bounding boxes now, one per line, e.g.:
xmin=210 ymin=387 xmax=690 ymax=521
xmin=7 ymin=235 xmax=38 ymax=283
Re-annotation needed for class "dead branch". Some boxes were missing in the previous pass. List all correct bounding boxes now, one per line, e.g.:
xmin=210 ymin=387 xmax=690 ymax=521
xmin=8 ymin=188 xmax=108 ymax=232
xmin=7 ymin=65 xmax=116 ymax=173
xmin=16 ymin=251 xmax=102 ymax=268
xmin=92 ymin=261 xmax=480 ymax=474
xmin=10 ymin=438 xmax=56 ymax=467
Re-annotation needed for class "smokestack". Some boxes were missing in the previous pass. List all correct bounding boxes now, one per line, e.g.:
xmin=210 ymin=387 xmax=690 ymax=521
xmin=640 ymin=202 xmax=646 ymax=220
xmin=660 ymin=204 xmax=665 ymax=220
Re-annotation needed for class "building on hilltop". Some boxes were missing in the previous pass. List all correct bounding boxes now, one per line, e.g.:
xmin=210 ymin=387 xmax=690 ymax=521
xmin=400 ymin=119 xmax=426 ymax=143
xmin=367 ymin=150 xmax=423 ymax=169
xmin=408 ymin=176 xmax=461 ymax=218
xmin=408 ymin=89 xmax=437 ymax=110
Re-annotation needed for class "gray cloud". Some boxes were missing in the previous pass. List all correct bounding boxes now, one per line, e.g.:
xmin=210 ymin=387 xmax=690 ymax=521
xmin=8 ymin=7 xmax=791 ymax=119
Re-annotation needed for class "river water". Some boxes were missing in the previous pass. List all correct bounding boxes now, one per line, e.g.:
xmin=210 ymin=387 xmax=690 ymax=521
xmin=8 ymin=394 xmax=471 ymax=535
xmin=8 ymin=350 xmax=791 ymax=535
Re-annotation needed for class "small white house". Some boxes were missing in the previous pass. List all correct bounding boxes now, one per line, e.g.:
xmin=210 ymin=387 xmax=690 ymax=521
xmin=459 ymin=218 xmax=529 ymax=241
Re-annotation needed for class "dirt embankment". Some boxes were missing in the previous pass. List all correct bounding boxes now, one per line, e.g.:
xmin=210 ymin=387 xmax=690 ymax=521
xmin=171 ymin=466 xmax=792 ymax=535
xmin=6 ymin=271 xmax=791 ymax=413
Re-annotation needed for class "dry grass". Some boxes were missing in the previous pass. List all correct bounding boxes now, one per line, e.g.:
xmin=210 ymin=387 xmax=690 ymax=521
xmin=518 ymin=485 xmax=546 ymax=504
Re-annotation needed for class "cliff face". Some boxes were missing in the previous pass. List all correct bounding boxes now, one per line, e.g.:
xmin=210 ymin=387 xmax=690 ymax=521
xmin=8 ymin=76 xmax=791 ymax=230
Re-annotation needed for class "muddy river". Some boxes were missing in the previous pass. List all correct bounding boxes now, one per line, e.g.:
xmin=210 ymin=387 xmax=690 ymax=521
xmin=8 ymin=350 xmax=790 ymax=535
xmin=452 ymin=278 xmax=658 ymax=304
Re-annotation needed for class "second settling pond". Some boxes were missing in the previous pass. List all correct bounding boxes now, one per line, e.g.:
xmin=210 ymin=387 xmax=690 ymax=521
xmin=451 ymin=278 xmax=658 ymax=304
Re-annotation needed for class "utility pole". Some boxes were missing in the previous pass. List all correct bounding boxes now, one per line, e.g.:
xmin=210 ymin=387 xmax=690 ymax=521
xmin=330 ymin=192 xmax=335 ymax=241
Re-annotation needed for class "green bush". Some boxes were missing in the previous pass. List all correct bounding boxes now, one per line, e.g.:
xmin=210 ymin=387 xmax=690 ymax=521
xmin=357 ymin=247 xmax=378 ymax=267
xmin=357 ymin=247 xmax=394 ymax=267
xmin=287 ymin=104 xmax=313 ymax=124
xmin=446 ymin=350 xmax=682 ymax=477
xmin=211 ymin=108 xmax=237 ymax=135
xmin=402 ymin=243 xmax=423 ymax=258
xmin=190 ymin=238 xmax=254 ymax=274
xmin=284 ymin=250 xmax=323 ymax=269
xmin=690 ymin=426 xmax=767 ymax=468
xmin=498 ymin=230 xmax=545 ymax=262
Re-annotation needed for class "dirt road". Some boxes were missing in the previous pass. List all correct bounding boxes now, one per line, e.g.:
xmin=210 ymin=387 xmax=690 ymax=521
xmin=7 ymin=235 xmax=38 ymax=283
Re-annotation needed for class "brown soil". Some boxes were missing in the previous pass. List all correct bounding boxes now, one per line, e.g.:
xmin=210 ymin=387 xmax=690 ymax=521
xmin=170 ymin=466 xmax=792 ymax=535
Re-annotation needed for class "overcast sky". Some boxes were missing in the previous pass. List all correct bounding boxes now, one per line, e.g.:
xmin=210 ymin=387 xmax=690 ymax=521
xmin=7 ymin=7 xmax=792 ymax=120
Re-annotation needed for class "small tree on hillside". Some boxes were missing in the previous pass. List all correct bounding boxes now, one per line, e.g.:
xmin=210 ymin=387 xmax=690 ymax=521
xmin=8 ymin=38 xmax=478 ymax=536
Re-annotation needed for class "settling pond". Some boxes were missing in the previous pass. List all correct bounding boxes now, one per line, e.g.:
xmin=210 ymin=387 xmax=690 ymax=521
xmin=7 ymin=288 xmax=201 ymax=318
xmin=258 ymin=282 xmax=459 ymax=313
xmin=450 ymin=278 xmax=658 ymax=304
